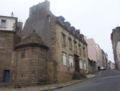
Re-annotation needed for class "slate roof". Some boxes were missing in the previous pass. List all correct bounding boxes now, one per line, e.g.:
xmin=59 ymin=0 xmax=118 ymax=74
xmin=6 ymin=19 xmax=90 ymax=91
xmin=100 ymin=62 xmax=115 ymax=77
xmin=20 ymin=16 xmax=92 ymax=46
xmin=15 ymin=31 xmax=48 ymax=49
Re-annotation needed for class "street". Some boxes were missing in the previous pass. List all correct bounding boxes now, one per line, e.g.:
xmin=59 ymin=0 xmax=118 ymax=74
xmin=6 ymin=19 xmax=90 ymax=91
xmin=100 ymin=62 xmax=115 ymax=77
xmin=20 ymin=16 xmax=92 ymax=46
xmin=52 ymin=70 xmax=120 ymax=91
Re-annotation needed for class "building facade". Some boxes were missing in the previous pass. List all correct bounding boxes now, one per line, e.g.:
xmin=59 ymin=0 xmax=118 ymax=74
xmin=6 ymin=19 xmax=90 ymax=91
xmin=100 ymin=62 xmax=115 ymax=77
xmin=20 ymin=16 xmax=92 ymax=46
xmin=85 ymin=38 xmax=97 ymax=73
xmin=111 ymin=27 xmax=120 ymax=70
xmin=22 ymin=1 xmax=89 ymax=82
xmin=95 ymin=44 xmax=103 ymax=68
xmin=0 ymin=1 xmax=89 ymax=86
xmin=55 ymin=17 xmax=88 ymax=81
xmin=0 ymin=15 xmax=49 ymax=86
xmin=0 ymin=16 xmax=17 ymax=83
xmin=85 ymin=38 xmax=108 ymax=71
xmin=108 ymin=61 xmax=115 ymax=70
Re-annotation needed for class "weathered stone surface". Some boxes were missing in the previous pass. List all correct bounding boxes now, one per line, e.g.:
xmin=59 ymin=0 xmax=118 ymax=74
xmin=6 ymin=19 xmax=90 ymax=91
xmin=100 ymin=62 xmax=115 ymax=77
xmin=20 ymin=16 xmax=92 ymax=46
xmin=111 ymin=27 xmax=120 ymax=70
xmin=14 ymin=31 xmax=48 ymax=86
xmin=0 ymin=1 xmax=89 ymax=87
xmin=0 ymin=31 xmax=15 ymax=83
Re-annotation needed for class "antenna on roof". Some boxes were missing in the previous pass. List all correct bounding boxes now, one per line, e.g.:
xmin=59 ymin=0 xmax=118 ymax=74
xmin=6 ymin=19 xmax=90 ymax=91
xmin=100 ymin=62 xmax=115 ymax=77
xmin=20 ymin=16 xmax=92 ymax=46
xmin=11 ymin=12 xmax=14 ymax=17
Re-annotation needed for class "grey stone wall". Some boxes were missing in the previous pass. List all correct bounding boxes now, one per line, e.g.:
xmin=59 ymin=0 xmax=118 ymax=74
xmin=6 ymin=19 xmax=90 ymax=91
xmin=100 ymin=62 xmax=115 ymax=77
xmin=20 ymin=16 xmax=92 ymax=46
xmin=15 ymin=47 xmax=48 ymax=85
xmin=0 ymin=31 xmax=15 ymax=82
xmin=111 ymin=27 xmax=120 ymax=69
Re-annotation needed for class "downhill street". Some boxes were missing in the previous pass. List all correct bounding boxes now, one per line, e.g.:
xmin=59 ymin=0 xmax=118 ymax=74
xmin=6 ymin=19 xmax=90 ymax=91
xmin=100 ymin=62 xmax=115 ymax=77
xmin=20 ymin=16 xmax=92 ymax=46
xmin=52 ymin=70 xmax=120 ymax=91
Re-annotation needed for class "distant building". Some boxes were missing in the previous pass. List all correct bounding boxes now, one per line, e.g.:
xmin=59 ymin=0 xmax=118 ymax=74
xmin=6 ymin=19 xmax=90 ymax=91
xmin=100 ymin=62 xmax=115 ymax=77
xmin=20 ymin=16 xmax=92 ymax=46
xmin=111 ymin=27 xmax=120 ymax=70
xmin=101 ymin=50 xmax=108 ymax=69
xmin=85 ymin=38 xmax=97 ymax=73
xmin=85 ymin=38 xmax=97 ymax=62
xmin=108 ymin=61 xmax=115 ymax=70
xmin=85 ymin=38 xmax=108 ymax=71
xmin=95 ymin=44 xmax=103 ymax=68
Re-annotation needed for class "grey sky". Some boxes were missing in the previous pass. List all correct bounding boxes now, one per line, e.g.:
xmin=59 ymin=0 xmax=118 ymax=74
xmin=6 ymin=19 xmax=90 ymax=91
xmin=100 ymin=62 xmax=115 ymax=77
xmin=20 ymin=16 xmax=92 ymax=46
xmin=0 ymin=0 xmax=120 ymax=62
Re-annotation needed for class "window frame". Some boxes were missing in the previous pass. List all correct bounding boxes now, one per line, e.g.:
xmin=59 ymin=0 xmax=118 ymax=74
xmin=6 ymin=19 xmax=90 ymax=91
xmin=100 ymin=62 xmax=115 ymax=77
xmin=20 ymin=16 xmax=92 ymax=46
xmin=61 ymin=33 xmax=66 ymax=48
xmin=0 ymin=19 xmax=7 ymax=28
xmin=62 ymin=52 xmax=67 ymax=66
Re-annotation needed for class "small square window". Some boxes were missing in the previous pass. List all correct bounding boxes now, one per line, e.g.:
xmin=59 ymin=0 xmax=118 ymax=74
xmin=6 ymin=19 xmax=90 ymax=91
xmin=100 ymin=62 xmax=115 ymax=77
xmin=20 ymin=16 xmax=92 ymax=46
xmin=1 ymin=20 xmax=6 ymax=23
xmin=0 ymin=19 xmax=7 ymax=28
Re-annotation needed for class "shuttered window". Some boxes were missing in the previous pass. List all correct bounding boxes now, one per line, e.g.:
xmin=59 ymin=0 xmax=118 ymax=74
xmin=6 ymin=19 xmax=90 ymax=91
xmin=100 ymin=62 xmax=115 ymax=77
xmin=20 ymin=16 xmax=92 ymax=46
xmin=62 ymin=52 xmax=67 ymax=65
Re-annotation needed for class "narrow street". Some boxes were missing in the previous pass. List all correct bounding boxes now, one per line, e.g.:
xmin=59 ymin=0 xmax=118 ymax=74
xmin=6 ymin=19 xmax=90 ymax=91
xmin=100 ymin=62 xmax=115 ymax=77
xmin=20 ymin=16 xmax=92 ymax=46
xmin=52 ymin=70 xmax=120 ymax=91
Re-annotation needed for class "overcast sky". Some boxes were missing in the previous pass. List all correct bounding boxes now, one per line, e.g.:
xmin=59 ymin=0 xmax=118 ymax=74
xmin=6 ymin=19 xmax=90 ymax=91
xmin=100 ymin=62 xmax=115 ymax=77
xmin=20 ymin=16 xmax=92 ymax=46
xmin=0 ymin=0 xmax=120 ymax=62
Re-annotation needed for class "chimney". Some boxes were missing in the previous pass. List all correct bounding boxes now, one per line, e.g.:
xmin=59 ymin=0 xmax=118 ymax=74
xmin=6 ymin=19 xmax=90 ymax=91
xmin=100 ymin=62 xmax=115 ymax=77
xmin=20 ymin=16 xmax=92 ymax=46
xmin=11 ymin=12 xmax=14 ymax=17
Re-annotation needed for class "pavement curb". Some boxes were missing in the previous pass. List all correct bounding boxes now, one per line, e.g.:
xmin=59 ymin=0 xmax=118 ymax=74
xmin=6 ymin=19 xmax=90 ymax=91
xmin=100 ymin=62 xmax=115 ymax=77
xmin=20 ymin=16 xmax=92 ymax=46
xmin=0 ymin=74 xmax=96 ymax=91
xmin=40 ymin=74 xmax=96 ymax=91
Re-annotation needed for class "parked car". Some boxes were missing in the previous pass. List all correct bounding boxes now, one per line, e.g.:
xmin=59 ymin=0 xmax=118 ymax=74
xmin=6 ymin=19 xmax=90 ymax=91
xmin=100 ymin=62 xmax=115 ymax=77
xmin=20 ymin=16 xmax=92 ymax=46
xmin=100 ymin=67 xmax=106 ymax=70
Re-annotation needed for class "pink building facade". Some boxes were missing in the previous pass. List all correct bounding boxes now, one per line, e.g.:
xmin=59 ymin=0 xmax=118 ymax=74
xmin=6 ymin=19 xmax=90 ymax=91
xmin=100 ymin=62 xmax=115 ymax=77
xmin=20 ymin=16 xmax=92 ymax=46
xmin=85 ymin=38 xmax=97 ymax=62
xmin=85 ymin=38 xmax=105 ymax=70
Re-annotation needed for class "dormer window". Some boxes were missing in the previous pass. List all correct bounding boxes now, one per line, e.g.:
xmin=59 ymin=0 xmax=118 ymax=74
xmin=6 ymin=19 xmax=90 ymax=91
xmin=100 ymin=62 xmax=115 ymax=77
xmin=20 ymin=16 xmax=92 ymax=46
xmin=0 ymin=19 xmax=7 ymax=28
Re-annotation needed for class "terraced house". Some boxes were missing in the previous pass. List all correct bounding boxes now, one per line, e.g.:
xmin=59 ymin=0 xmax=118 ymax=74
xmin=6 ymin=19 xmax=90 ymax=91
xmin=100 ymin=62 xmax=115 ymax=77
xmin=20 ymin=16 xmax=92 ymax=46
xmin=55 ymin=17 xmax=88 ymax=80
xmin=0 ymin=1 xmax=88 ymax=86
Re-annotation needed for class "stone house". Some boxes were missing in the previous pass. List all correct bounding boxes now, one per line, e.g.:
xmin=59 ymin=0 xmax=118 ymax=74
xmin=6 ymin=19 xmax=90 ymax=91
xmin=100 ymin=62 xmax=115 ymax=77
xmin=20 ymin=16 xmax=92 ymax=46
xmin=22 ymin=1 xmax=89 ymax=82
xmin=55 ymin=17 xmax=88 ymax=80
xmin=0 ymin=1 xmax=89 ymax=86
xmin=0 ymin=16 xmax=18 ymax=83
xmin=14 ymin=31 xmax=49 ymax=86
xmin=0 ymin=15 xmax=49 ymax=86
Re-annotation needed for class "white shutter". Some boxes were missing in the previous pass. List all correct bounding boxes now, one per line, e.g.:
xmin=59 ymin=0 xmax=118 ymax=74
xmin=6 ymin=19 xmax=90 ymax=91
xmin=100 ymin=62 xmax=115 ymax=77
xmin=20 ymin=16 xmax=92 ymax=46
xmin=69 ymin=56 xmax=74 ymax=67
xmin=84 ymin=62 xmax=86 ymax=70
xmin=62 ymin=53 xmax=67 ymax=65
xmin=79 ymin=61 xmax=83 ymax=69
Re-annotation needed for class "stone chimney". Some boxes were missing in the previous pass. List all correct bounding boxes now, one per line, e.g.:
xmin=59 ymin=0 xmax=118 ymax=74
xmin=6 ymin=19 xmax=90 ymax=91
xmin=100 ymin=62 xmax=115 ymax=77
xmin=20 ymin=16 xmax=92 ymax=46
xmin=29 ymin=1 xmax=50 ymax=18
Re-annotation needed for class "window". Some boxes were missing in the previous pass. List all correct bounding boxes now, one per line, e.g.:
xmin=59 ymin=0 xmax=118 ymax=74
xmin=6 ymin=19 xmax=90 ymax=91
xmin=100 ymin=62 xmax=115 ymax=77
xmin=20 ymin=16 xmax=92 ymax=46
xmin=62 ymin=52 xmax=67 ymax=65
xmin=21 ymin=49 xmax=26 ymax=58
xmin=74 ymin=41 xmax=77 ymax=53
xmin=0 ymin=19 xmax=7 ymax=28
xmin=79 ymin=44 xmax=81 ymax=55
xmin=84 ymin=62 xmax=87 ymax=70
xmin=69 ymin=55 xmax=74 ymax=67
xmin=83 ymin=47 xmax=86 ymax=57
xmin=79 ymin=60 xmax=83 ymax=69
xmin=47 ymin=15 xmax=51 ymax=23
xmin=3 ymin=70 xmax=10 ymax=82
xmin=61 ymin=33 xmax=66 ymax=48
xmin=68 ymin=38 xmax=72 ymax=50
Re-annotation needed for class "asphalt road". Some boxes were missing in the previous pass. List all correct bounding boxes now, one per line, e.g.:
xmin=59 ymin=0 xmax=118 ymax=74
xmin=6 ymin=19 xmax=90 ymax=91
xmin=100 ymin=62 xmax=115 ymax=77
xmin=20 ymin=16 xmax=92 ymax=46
xmin=52 ymin=70 xmax=120 ymax=91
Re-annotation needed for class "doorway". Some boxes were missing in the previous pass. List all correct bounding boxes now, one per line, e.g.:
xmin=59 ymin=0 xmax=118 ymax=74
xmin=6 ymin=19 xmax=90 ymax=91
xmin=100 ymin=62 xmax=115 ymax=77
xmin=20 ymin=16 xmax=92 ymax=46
xmin=3 ymin=70 xmax=10 ymax=82
xmin=74 ymin=55 xmax=80 ymax=72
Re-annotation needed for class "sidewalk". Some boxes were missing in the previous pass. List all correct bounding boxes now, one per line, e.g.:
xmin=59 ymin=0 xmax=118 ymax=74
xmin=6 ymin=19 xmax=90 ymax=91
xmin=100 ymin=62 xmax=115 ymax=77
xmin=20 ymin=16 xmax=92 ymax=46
xmin=0 ymin=74 xmax=95 ymax=91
